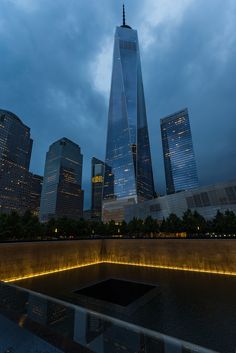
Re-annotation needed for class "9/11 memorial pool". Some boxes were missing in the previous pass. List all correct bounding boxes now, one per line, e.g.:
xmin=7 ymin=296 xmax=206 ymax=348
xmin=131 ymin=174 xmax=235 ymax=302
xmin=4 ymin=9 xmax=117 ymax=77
xmin=12 ymin=262 xmax=236 ymax=353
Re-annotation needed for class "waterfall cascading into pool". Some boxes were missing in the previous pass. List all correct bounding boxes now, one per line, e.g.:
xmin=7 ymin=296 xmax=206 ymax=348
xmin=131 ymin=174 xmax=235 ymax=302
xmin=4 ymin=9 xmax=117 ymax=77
xmin=0 ymin=239 xmax=236 ymax=282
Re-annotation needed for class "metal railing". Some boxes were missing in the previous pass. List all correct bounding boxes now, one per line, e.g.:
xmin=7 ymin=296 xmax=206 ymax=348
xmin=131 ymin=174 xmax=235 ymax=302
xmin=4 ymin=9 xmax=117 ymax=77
xmin=0 ymin=281 xmax=218 ymax=353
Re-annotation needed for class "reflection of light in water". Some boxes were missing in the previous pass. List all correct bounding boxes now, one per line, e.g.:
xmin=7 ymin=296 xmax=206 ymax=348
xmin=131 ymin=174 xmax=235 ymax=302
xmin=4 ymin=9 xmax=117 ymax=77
xmin=18 ymin=314 xmax=27 ymax=327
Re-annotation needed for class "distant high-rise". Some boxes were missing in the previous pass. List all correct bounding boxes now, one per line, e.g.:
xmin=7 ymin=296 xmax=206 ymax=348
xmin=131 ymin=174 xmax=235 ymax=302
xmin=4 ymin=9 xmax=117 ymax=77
xmin=40 ymin=138 xmax=83 ymax=222
xmin=28 ymin=173 xmax=43 ymax=216
xmin=0 ymin=109 xmax=33 ymax=214
xmin=91 ymin=157 xmax=104 ymax=220
xmin=103 ymin=6 xmax=155 ymax=221
xmin=160 ymin=108 xmax=199 ymax=195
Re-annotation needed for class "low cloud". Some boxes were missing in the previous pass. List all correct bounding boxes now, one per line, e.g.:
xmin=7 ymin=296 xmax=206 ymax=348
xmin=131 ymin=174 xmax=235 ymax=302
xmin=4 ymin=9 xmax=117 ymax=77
xmin=89 ymin=35 xmax=113 ymax=99
xmin=0 ymin=0 xmax=235 ymax=207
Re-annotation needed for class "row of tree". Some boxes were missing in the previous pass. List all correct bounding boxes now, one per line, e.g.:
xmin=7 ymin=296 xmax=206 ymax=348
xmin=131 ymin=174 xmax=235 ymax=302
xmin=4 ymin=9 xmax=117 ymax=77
xmin=0 ymin=209 xmax=236 ymax=241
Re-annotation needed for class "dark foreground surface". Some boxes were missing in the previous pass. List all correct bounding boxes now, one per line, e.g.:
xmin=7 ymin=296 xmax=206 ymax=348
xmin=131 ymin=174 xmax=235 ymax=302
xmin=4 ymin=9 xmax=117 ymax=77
xmin=15 ymin=263 xmax=236 ymax=353
xmin=74 ymin=278 xmax=156 ymax=306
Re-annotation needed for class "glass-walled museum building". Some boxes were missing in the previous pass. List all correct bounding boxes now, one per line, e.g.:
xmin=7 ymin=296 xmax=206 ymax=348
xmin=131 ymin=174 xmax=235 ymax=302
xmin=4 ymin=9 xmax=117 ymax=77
xmin=125 ymin=179 xmax=236 ymax=222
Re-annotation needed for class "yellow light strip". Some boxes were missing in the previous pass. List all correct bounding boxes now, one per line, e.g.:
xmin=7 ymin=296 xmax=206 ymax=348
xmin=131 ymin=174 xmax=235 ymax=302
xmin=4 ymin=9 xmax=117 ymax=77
xmin=4 ymin=261 xmax=101 ymax=283
xmin=102 ymin=260 xmax=236 ymax=277
xmin=3 ymin=260 xmax=236 ymax=283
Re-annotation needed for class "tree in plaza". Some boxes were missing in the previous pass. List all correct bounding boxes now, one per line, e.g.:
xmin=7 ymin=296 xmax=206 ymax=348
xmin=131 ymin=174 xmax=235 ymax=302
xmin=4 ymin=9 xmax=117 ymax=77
xmin=21 ymin=210 xmax=42 ymax=240
xmin=205 ymin=218 xmax=214 ymax=234
xmin=119 ymin=220 xmax=128 ymax=235
xmin=224 ymin=210 xmax=236 ymax=234
xmin=164 ymin=213 xmax=183 ymax=233
xmin=128 ymin=218 xmax=144 ymax=237
xmin=0 ymin=211 xmax=43 ymax=240
xmin=182 ymin=209 xmax=194 ymax=233
xmin=55 ymin=217 xmax=77 ymax=238
xmin=182 ymin=209 xmax=206 ymax=235
xmin=45 ymin=217 xmax=57 ymax=237
xmin=0 ymin=213 xmax=9 ymax=240
xmin=143 ymin=216 xmax=159 ymax=235
xmin=213 ymin=210 xmax=236 ymax=234
xmin=160 ymin=217 xmax=167 ymax=232
xmin=90 ymin=221 xmax=106 ymax=236
xmin=3 ymin=208 xmax=235 ymax=241
xmin=5 ymin=211 xmax=23 ymax=239
xmin=106 ymin=220 xmax=117 ymax=236
xmin=76 ymin=218 xmax=91 ymax=237
xmin=193 ymin=210 xmax=207 ymax=234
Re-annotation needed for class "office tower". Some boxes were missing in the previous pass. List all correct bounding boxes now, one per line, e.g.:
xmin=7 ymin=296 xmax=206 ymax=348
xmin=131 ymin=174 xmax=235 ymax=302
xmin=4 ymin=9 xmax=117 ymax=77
xmin=83 ymin=209 xmax=92 ymax=221
xmin=91 ymin=157 xmax=104 ymax=220
xmin=0 ymin=109 xmax=33 ymax=214
xmin=160 ymin=108 xmax=199 ymax=195
xmin=27 ymin=173 xmax=43 ymax=216
xmin=103 ymin=6 xmax=155 ymax=221
xmin=40 ymin=138 xmax=84 ymax=222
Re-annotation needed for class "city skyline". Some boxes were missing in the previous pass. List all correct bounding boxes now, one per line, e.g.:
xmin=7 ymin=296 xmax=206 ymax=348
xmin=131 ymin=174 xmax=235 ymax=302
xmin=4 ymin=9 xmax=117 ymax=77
xmin=0 ymin=1 xmax=235 ymax=208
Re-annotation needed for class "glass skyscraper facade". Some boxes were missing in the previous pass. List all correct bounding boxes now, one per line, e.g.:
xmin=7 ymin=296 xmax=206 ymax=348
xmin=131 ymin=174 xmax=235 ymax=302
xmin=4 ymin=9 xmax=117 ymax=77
xmin=160 ymin=108 xmax=199 ymax=195
xmin=27 ymin=173 xmax=43 ymax=216
xmin=103 ymin=10 xmax=155 ymax=208
xmin=91 ymin=157 xmax=104 ymax=220
xmin=0 ymin=109 xmax=34 ymax=214
xmin=40 ymin=138 xmax=83 ymax=222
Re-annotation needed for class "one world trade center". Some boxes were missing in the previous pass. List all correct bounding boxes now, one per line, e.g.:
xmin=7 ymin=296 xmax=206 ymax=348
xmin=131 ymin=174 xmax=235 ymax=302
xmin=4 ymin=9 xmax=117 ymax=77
xmin=103 ymin=6 xmax=155 ymax=221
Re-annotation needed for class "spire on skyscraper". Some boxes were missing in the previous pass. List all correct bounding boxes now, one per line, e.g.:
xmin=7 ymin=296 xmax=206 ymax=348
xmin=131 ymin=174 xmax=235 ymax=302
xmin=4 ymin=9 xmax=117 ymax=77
xmin=121 ymin=3 xmax=131 ymax=29
xmin=123 ymin=4 xmax=126 ymax=26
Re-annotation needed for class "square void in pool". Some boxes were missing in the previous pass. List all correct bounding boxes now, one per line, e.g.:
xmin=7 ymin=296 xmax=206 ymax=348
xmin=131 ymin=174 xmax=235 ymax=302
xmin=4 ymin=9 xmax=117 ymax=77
xmin=74 ymin=278 xmax=156 ymax=307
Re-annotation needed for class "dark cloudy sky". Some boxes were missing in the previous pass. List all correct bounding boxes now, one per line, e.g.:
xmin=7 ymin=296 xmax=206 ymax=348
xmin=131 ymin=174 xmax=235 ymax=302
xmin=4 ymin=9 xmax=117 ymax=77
xmin=0 ymin=0 xmax=236 ymax=208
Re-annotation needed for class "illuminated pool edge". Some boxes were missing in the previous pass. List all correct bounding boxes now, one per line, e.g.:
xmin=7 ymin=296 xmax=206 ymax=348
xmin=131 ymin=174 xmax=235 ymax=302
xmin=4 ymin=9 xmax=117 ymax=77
xmin=4 ymin=260 xmax=236 ymax=283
